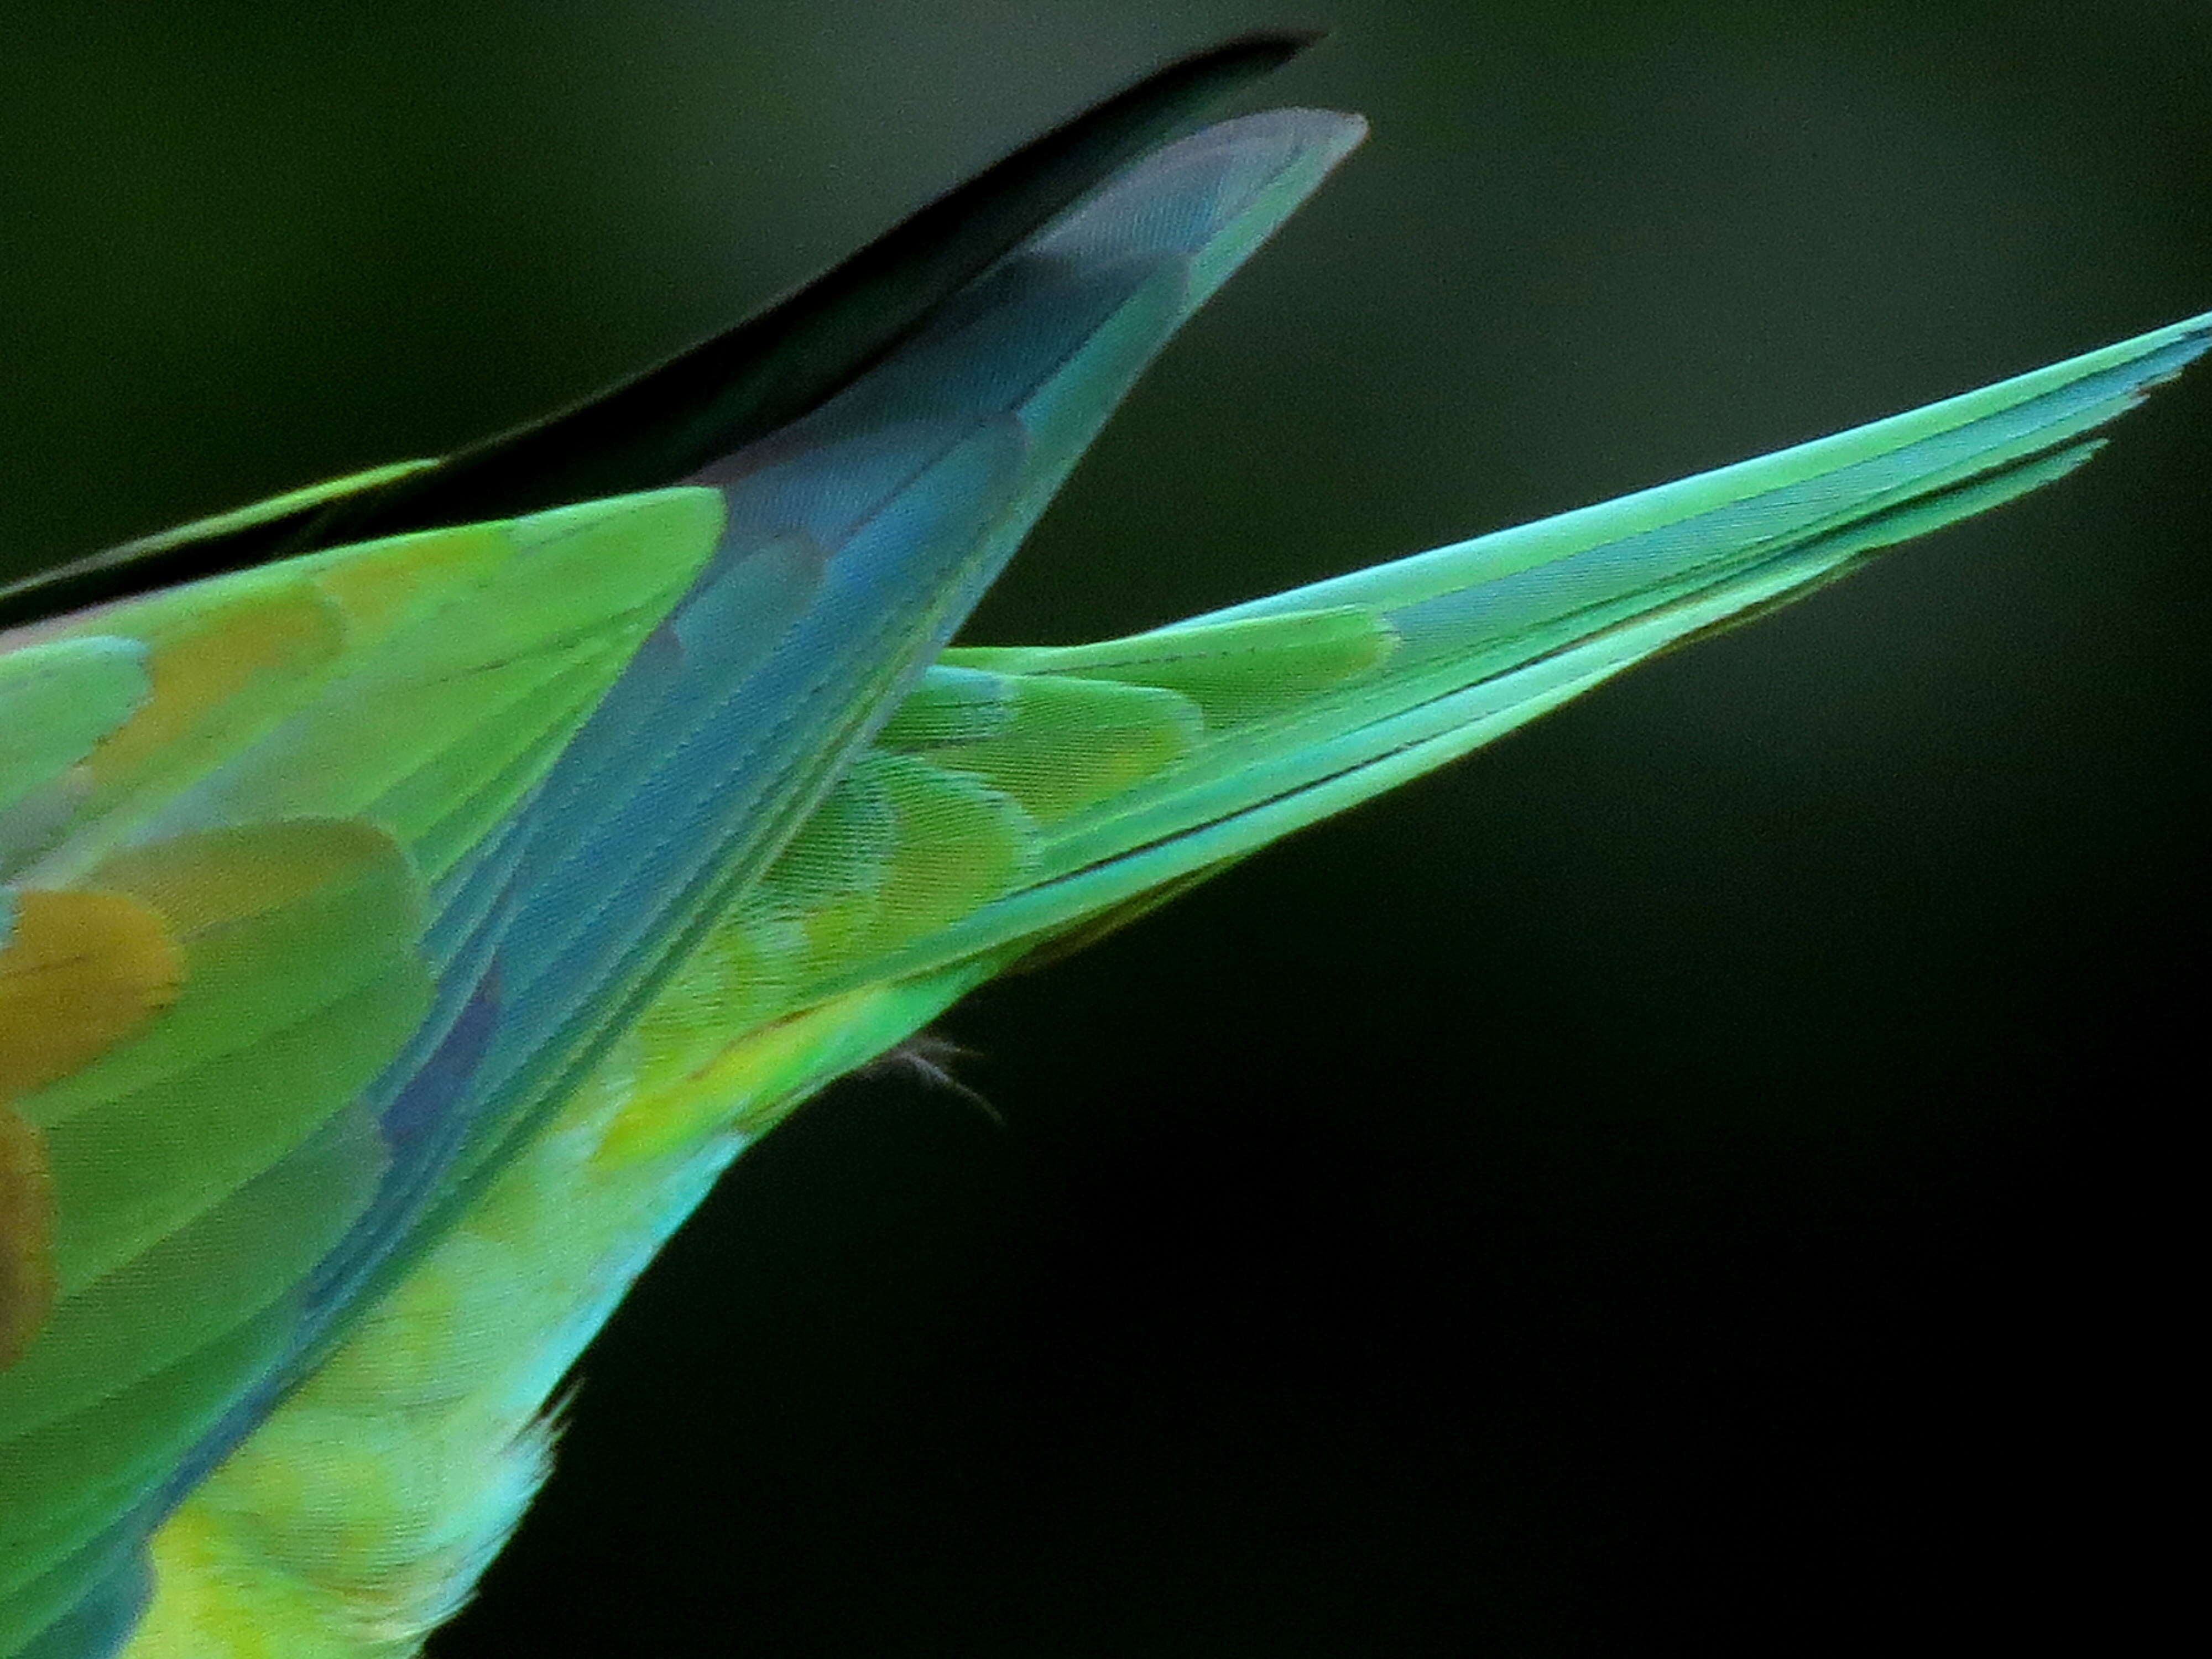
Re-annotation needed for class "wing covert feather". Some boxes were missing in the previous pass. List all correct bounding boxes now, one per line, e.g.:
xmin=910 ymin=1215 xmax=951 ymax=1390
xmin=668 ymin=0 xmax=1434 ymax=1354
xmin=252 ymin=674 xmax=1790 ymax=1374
xmin=1 ymin=55 xmax=2202 ymax=1659
xmin=1 ymin=103 xmax=1371 ymax=1659
xmin=0 ymin=494 xmax=727 ymax=1655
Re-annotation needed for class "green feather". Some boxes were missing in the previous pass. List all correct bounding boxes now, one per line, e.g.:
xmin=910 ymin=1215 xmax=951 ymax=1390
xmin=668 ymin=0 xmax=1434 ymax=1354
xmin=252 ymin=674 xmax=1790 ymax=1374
xmin=0 ymin=30 xmax=2203 ymax=1653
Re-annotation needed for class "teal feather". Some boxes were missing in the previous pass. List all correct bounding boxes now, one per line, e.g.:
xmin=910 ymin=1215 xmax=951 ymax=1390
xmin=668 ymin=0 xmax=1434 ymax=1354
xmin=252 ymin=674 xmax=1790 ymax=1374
xmin=0 ymin=33 xmax=2204 ymax=1658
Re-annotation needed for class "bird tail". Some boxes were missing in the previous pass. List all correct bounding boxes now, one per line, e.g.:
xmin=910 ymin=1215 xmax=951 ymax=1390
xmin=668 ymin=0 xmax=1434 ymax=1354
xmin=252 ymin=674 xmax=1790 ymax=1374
xmin=753 ymin=306 xmax=2212 ymax=1013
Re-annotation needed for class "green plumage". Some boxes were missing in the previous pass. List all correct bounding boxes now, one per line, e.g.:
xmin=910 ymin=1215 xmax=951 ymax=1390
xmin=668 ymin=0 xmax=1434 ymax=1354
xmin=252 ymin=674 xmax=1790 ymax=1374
xmin=0 ymin=35 xmax=2205 ymax=1659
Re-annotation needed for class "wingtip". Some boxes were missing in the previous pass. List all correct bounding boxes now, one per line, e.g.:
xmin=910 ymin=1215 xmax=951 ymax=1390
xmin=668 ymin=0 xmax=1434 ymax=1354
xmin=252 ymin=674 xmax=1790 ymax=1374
xmin=1168 ymin=103 xmax=1369 ymax=160
xmin=1204 ymin=26 xmax=1332 ymax=62
xmin=1224 ymin=105 xmax=1371 ymax=178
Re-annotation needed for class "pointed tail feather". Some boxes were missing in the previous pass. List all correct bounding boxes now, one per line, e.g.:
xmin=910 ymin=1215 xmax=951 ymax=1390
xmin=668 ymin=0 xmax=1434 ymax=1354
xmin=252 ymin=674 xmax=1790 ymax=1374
xmin=833 ymin=309 xmax=2212 ymax=985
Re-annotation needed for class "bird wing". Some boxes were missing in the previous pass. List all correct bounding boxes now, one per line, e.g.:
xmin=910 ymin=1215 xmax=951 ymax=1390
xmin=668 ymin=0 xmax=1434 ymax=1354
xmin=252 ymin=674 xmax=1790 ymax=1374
xmin=119 ymin=299 xmax=2210 ymax=1659
xmin=0 ymin=97 xmax=1365 ymax=1659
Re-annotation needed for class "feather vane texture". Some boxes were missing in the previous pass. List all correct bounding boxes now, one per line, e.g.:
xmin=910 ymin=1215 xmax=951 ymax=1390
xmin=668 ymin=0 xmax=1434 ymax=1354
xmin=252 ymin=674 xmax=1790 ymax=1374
xmin=0 ymin=57 xmax=2204 ymax=1659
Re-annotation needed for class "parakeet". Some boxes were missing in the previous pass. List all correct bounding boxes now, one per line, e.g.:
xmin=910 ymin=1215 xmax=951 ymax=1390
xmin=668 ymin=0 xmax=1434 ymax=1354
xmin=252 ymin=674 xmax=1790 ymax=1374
xmin=2 ymin=32 xmax=2205 ymax=1659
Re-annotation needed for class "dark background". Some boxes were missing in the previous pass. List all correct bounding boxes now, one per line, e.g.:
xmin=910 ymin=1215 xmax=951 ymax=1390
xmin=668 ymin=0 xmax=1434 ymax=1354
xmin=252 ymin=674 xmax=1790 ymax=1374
xmin=5 ymin=3 xmax=2207 ymax=1653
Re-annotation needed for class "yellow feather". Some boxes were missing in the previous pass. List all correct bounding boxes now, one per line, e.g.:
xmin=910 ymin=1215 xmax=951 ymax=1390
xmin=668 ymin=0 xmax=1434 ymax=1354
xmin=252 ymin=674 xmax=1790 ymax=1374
xmin=0 ymin=889 xmax=182 ymax=1368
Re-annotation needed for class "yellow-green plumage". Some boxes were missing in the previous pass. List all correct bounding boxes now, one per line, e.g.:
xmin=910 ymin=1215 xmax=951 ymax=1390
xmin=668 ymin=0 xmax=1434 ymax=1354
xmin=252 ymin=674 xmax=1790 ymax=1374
xmin=1 ymin=35 xmax=2207 ymax=1659
xmin=1 ymin=490 xmax=728 ymax=1658
xmin=94 ymin=302 xmax=2212 ymax=1659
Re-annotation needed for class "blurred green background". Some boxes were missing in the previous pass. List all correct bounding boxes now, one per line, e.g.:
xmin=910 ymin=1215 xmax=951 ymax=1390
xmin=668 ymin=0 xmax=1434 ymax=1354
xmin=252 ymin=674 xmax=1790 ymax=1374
xmin=5 ymin=3 xmax=2208 ymax=1653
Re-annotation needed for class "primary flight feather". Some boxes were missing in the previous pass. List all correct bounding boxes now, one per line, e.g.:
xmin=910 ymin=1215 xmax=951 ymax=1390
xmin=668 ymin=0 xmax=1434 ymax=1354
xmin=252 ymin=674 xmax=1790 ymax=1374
xmin=0 ymin=34 xmax=2204 ymax=1659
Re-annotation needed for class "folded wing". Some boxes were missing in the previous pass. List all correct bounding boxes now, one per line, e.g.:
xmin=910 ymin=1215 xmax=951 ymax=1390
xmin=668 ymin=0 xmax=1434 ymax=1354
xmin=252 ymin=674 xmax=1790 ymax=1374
xmin=0 ymin=107 xmax=1367 ymax=1659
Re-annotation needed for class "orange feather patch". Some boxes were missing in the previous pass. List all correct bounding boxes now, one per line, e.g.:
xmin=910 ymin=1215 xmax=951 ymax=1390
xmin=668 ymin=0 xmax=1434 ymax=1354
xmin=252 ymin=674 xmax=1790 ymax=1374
xmin=0 ymin=1106 xmax=54 ymax=1371
xmin=0 ymin=888 xmax=184 ymax=1367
